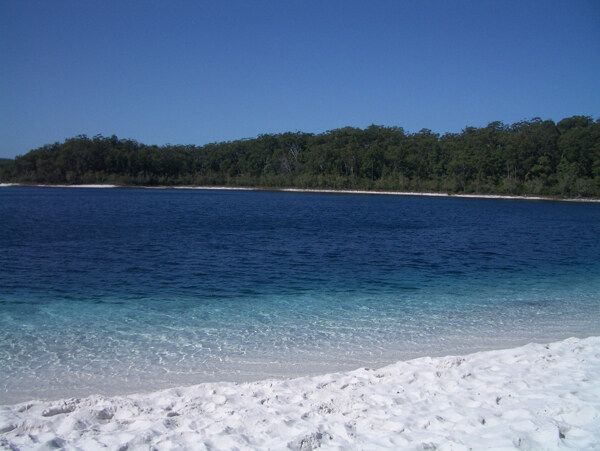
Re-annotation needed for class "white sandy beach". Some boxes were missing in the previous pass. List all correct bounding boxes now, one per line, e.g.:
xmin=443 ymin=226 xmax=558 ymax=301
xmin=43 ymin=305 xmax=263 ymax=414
xmin=1 ymin=337 xmax=598 ymax=450
xmin=3 ymin=183 xmax=600 ymax=203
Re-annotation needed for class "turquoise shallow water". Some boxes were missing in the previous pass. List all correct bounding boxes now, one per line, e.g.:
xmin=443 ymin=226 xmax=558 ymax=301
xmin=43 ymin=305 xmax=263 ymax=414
xmin=1 ymin=187 xmax=599 ymax=404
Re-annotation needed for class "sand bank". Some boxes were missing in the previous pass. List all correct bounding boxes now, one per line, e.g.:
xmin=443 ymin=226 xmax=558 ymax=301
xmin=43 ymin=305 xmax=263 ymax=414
xmin=280 ymin=188 xmax=600 ymax=202
xmin=36 ymin=184 xmax=119 ymax=188
xmin=3 ymin=183 xmax=600 ymax=202
xmin=1 ymin=336 xmax=598 ymax=450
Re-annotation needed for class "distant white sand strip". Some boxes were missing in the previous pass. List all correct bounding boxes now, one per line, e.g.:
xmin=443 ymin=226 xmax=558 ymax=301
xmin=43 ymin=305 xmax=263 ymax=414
xmin=281 ymin=188 xmax=600 ymax=202
xmin=282 ymin=188 xmax=451 ymax=197
xmin=26 ymin=184 xmax=119 ymax=188
xmin=3 ymin=183 xmax=600 ymax=201
xmin=172 ymin=185 xmax=254 ymax=190
xmin=68 ymin=184 xmax=118 ymax=188
xmin=1 ymin=337 xmax=598 ymax=450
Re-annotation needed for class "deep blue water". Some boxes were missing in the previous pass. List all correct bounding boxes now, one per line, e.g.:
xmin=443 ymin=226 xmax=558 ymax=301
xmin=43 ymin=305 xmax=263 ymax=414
xmin=1 ymin=186 xmax=599 ymax=403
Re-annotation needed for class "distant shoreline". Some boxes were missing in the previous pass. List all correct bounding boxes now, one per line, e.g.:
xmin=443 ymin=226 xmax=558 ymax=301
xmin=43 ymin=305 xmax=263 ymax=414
xmin=2 ymin=182 xmax=600 ymax=203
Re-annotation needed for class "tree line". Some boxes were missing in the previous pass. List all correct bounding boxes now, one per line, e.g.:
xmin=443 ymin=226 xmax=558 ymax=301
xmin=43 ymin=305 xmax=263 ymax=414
xmin=1 ymin=115 xmax=599 ymax=197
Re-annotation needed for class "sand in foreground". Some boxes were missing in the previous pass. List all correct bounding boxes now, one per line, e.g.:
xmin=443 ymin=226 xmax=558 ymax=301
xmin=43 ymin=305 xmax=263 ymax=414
xmin=1 ymin=337 xmax=599 ymax=450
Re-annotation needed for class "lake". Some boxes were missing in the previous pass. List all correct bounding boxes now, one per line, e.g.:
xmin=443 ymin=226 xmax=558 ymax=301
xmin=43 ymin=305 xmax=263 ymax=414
xmin=1 ymin=186 xmax=599 ymax=404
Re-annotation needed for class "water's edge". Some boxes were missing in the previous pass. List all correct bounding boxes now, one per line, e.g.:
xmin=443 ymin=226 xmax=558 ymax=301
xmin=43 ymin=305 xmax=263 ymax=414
xmin=2 ymin=335 xmax=597 ymax=407
xmin=2 ymin=183 xmax=599 ymax=203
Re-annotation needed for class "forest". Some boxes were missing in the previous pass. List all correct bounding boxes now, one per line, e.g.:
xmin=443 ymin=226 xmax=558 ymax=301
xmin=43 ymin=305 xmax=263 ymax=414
xmin=1 ymin=115 xmax=599 ymax=197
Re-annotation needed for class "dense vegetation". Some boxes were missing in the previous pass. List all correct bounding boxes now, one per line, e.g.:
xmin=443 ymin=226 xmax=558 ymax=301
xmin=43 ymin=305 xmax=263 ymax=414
xmin=1 ymin=116 xmax=599 ymax=197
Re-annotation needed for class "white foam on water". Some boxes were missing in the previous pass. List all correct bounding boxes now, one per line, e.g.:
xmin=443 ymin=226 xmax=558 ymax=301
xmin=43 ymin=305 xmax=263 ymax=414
xmin=1 ymin=337 xmax=599 ymax=449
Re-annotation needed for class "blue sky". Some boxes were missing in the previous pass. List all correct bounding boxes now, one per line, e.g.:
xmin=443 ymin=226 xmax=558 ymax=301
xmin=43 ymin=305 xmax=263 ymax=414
xmin=1 ymin=0 xmax=599 ymax=159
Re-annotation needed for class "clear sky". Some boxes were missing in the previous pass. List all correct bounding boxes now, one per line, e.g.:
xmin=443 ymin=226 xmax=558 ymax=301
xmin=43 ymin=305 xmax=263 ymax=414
xmin=1 ymin=0 xmax=599 ymax=159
